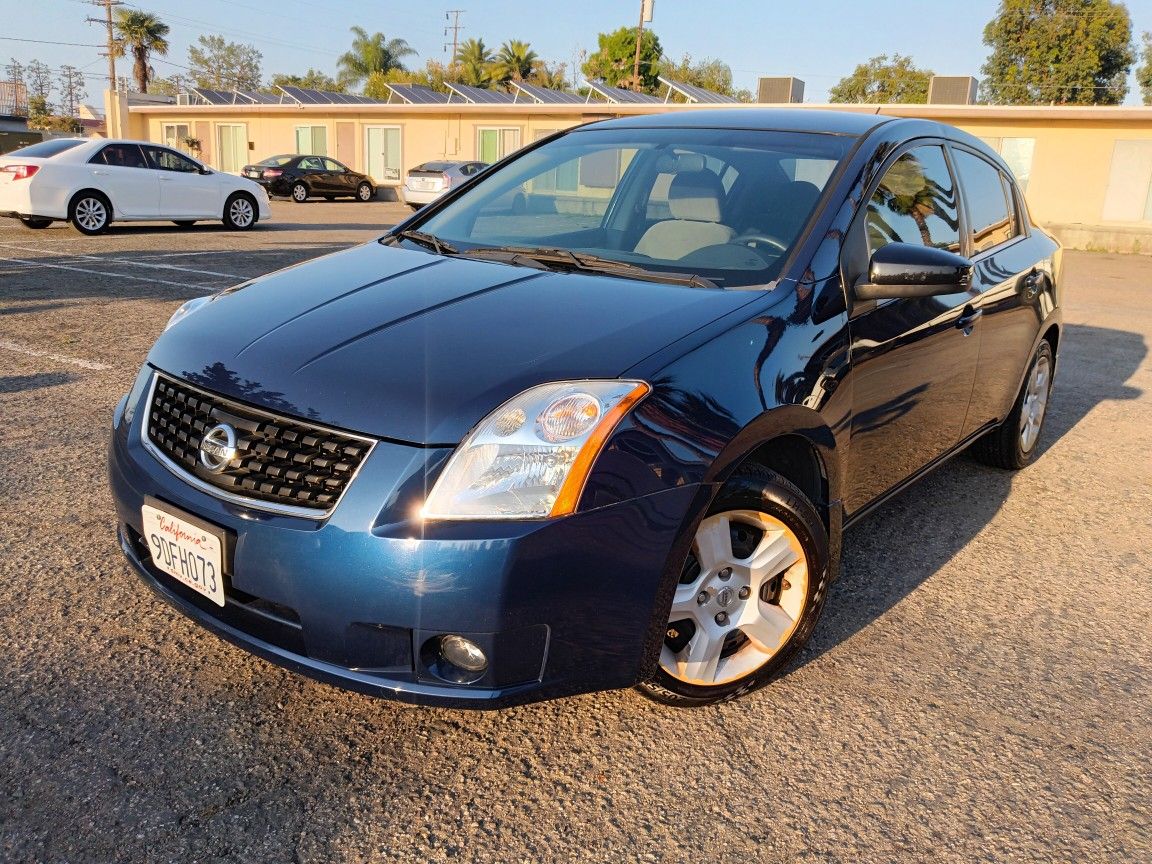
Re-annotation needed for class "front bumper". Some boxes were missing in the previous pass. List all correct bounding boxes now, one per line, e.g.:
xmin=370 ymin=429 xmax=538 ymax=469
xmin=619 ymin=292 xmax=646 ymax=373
xmin=108 ymin=380 xmax=699 ymax=708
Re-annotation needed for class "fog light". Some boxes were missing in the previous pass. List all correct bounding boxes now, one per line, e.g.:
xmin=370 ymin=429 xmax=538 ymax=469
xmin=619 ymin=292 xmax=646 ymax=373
xmin=439 ymin=635 xmax=488 ymax=674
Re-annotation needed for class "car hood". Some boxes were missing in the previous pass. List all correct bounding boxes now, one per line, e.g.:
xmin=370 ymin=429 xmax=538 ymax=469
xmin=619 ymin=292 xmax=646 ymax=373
xmin=148 ymin=242 xmax=758 ymax=444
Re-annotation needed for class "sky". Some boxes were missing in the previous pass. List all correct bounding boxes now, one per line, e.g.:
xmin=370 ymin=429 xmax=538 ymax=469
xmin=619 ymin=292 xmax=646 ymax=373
xmin=4 ymin=0 xmax=1152 ymax=107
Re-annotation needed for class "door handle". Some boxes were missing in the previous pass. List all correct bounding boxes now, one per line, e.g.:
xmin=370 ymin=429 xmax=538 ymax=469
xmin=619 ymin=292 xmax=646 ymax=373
xmin=159 ymin=176 xmax=174 ymax=182
xmin=1019 ymin=268 xmax=1046 ymax=300
xmin=956 ymin=306 xmax=983 ymax=332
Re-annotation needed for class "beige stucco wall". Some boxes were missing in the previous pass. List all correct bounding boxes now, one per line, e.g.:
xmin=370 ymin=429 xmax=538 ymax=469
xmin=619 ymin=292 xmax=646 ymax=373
xmin=108 ymin=95 xmax=1152 ymax=251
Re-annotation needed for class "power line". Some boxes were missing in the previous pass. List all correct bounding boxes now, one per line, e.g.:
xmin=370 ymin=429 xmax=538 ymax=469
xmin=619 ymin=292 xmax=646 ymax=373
xmin=85 ymin=0 xmax=123 ymax=88
xmin=0 ymin=36 xmax=105 ymax=48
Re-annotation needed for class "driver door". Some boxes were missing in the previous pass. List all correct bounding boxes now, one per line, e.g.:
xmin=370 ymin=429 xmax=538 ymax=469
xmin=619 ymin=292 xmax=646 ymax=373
xmin=842 ymin=143 xmax=982 ymax=513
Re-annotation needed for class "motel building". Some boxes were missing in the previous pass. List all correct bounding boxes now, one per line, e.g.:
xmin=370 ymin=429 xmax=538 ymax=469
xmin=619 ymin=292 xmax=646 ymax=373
xmin=104 ymin=77 xmax=1152 ymax=254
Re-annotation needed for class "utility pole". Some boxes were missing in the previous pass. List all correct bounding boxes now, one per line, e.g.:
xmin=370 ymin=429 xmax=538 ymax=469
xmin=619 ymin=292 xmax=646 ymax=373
xmin=444 ymin=9 xmax=464 ymax=74
xmin=631 ymin=0 xmax=653 ymax=91
xmin=86 ymin=0 xmax=123 ymax=90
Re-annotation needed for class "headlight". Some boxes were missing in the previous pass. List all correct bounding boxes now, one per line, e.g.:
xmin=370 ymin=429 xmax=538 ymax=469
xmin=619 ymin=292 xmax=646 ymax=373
xmin=164 ymin=295 xmax=210 ymax=331
xmin=422 ymin=380 xmax=650 ymax=520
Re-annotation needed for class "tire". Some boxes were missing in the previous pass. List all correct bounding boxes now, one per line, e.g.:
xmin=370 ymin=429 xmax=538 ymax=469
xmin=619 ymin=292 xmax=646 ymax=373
xmin=356 ymin=182 xmax=374 ymax=202
xmin=222 ymin=192 xmax=258 ymax=230
xmin=290 ymin=182 xmax=309 ymax=203
xmin=69 ymin=191 xmax=111 ymax=235
xmin=637 ymin=466 xmax=830 ymax=707
xmin=172 ymin=220 xmax=196 ymax=228
xmin=19 ymin=216 xmax=52 ymax=229
xmin=973 ymin=340 xmax=1054 ymax=470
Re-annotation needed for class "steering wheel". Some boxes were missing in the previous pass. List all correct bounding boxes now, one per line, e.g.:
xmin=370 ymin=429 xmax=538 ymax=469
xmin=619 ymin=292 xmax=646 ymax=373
xmin=733 ymin=232 xmax=788 ymax=253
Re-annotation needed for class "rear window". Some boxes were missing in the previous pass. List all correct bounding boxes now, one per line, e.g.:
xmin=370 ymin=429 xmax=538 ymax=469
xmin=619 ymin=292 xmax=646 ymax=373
xmin=412 ymin=162 xmax=460 ymax=173
xmin=5 ymin=139 xmax=85 ymax=159
xmin=257 ymin=155 xmax=295 ymax=167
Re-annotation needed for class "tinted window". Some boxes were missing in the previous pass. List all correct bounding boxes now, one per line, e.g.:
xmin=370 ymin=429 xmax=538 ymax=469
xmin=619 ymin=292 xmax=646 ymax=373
xmin=144 ymin=146 xmax=200 ymax=172
xmin=5 ymin=139 xmax=85 ymax=158
xmin=257 ymin=155 xmax=295 ymax=167
xmin=322 ymin=158 xmax=345 ymax=172
xmin=866 ymin=146 xmax=960 ymax=253
xmin=90 ymin=144 xmax=148 ymax=169
xmin=297 ymin=157 xmax=324 ymax=170
xmin=954 ymin=150 xmax=1017 ymax=253
xmin=413 ymin=161 xmax=462 ymax=172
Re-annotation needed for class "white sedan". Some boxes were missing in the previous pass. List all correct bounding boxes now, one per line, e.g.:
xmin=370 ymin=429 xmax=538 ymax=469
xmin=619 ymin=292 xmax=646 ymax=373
xmin=0 ymin=138 xmax=270 ymax=234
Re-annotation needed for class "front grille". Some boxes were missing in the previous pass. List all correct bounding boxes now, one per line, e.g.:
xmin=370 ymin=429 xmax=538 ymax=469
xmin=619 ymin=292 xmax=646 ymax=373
xmin=144 ymin=373 xmax=373 ymax=515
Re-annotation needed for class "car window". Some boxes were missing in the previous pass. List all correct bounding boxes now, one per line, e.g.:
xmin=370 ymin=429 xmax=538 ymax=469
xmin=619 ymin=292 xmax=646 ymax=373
xmin=953 ymin=149 xmax=1018 ymax=254
xmin=865 ymin=146 xmax=961 ymax=254
xmin=6 ymin=139 xmax=85 ymax=158
xmin=257 ymin=155 xmax=295 ymax=167
xmin=298 ymin=157 xmax=324 ymax=170
xmin=322 ymin=159 xmax=345 ymax=172
xmin=90 ymin=144 xmax=149 ymax=169
xmin=144 ymin=146 xmax=200 ymax=173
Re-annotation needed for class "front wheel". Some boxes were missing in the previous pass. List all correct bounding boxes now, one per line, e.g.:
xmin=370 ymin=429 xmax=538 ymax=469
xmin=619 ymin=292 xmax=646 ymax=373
xmin=222 ymin=192 xmax=257 ymax=230
xmin=637 ymin=467 xmax=830 ymax=707
xmin=973 ymin=340 xmax=1054 ymax=470
xmin=19 ymin=216 xmax=52 ymax=229
xmin=356 ymin=182 xmax=374 ymax=202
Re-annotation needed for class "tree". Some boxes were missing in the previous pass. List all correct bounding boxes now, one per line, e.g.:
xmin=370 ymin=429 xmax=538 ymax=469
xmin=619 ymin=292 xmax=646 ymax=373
xmin=114 ymin=9 xmax=169 ymax=93
xmin=829 ymin=54 xmax=933 ymax=104
xmin=270 ymin=69 xmax=344 ymax=93
xmin=27 ymin=95 xmax=81 ymax=133
xmin=530 ymin=60 xmax=569 ymax=90
xmin=981 ymin=0 xmax=1134 ymax=105
xmin=659 ymin=54 xmax=743 ymax=99
xmin=188 ymin=35 xmax=263 ymax=91
xmin=582 ymin=27 xmax=662 ymax=92
xmin=492 ymin=40 xmax=538 ymax=86
xmin=25 ymin=60 xmax=53 ymax=105
xmin=4 ymin=59 xmax=24 ymax=88
xmin=149 ymin=74 xmax=188 ymax=96
xmin=57 ymin=65 xmax=86 ymax=117
xmin=365 ymin=60 xmax=452 ymax=98
xmin=337 ymin=26 xmax=415 ymax=90
xmin=454 ymin=38 xmax=494 ymax=87
xmin=1137 ymin=32 xmax=1152 ymax=105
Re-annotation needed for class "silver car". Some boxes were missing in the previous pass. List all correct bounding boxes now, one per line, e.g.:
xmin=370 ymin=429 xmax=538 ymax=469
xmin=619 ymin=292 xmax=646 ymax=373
xmin=401 ymin=160 xmax=487 ymax=209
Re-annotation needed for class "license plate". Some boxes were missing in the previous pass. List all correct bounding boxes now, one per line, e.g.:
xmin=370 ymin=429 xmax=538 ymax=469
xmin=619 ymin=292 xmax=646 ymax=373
xmin=141 ymin=503 xmax=226 ymax=607
xmin=244 ymin=169 xmax=259 ymax=178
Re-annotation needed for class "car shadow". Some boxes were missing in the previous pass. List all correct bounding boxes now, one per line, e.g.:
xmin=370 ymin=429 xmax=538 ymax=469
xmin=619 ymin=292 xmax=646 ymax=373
xmin=797 ymin=322 xmax=1146 ymax=667
xmin=0 ymin=372 xmax=78 ymax=393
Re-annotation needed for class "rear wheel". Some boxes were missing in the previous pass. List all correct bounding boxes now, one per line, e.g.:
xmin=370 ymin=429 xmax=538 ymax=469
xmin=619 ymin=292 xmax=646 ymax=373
xmin=19 ymin=216 xmax=52 ymax=229
xmin=290 ymin=182 xmax=309 ymax=203
xmin=356 ymin=181 xmax=374 ymax=202
xmin=69 ymin=192 xmax=111 ymax=235
xmin=222 ymin=192 xmax=257 ymax=230
xmin=973 ymin=340 xmax=1054 ymax=470
xmin=637 ymin=467 xmax=830 ymax=707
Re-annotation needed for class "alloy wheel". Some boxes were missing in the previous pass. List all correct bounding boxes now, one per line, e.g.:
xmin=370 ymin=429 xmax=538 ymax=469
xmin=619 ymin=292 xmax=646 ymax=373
xmin=229 ymin=197 xmax=254 ymax=228
xmin=661 ymin=509 xmax=810 ymax=686
xmin=292 ymin=184 xmax=308 ymax=202
xmin=75 ymin=197 xmax=108 ymax=232
xmin=1019 ymin=352 xmax=1051 ymax=452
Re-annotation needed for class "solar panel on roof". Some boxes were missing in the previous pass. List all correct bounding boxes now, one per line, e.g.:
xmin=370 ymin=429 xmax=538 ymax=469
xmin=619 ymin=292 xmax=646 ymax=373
xmin=511 ymin=82 xmax=585 ymax=104
xmin=385 ymin=84 xmax=449 ymax=104
xmin=445 ymin=83 xmax=517 ymax=104
xmin=192 ymin=87 xmax=234 ymax=105
xmin=234 ymin=90 xmax=281 ymax=104
xmin=658 ymin=77 xmax=737 ymax=104
xmin=584 ymin=80 xmax=663 ymax=104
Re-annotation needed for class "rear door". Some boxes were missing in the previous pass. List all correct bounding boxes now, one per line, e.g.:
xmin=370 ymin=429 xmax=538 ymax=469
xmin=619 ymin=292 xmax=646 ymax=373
xmin=842 ymin=143 xmax=982 ymax=513
xmin=87 ymin=143 xmax=158 ymax=217
xmin=297 ymin=156 xmax=327 ymax=192
xmin=322 ymin=159 xmax=355 ymax=196
xmin=949 ymin=147 xmax=1047 ymax=436
xmin=143 ymin=145 xmax=219 ymax=217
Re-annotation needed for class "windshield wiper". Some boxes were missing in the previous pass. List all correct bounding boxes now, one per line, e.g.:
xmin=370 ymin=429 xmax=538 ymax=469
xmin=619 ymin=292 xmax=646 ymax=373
xmin=386 ymin=229 xmax=458 ymax=256
xmin=458 ymin=245 xmax=719 ymax=289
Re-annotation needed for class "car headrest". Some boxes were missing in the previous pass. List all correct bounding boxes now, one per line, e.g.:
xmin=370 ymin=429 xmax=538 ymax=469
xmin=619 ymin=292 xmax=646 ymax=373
xmin=668 ymin=170 xmax=725 ymax=223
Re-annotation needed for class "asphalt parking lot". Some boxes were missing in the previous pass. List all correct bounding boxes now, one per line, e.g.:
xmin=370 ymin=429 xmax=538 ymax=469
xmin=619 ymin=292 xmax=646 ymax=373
xmin=0 ymin=202 xmax=1148 ymax=864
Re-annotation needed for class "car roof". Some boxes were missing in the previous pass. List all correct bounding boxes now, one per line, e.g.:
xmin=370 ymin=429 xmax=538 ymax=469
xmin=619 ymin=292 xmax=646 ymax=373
xmin=585 ymin=108 xmax=896 ymax=137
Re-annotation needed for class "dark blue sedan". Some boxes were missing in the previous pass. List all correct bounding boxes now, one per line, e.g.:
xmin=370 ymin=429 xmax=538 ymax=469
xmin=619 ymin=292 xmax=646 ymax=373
xmin=109 ymin=110 xmax=1061 ymax=708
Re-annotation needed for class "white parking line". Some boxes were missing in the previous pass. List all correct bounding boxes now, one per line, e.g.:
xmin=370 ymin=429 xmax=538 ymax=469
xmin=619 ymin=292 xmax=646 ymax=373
xmin=0 ymin=242 xmax=245 ymax=279
xmin=0 ymin=255 xmax=209 ymax=291
xmin=0 ymin=338 xmax=111 ymax=371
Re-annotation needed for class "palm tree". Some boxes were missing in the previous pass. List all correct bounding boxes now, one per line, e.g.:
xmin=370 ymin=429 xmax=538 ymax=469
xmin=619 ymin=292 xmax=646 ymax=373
xmin=337 ymin=26 xmax=415 ymax=90
xmin=491 ymin=40 xmax=538 ymax=86
xmin=530 ymin=60 xmax=569 ymax=90
xmin=114 ymin=10 xmax=169 ymax=94
xmin=454 ymin=38 xmax=494 ymax=87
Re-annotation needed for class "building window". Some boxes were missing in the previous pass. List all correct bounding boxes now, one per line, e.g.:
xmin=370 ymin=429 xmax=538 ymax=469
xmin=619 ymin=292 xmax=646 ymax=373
xmin=1101 ymin=140 xmax=1152 ymax=222
xmin=295 ymin=125 xmax=328 ymax=157
xmin=979 ymin=137 xmax=1035 ymax=193
xmin=478 ymin=127 xmax=521 ymax=164
xmin=162 ymin=123 xmax=190 ymax=152
xmin=364 ymin=125 xmax=401 ymax=183
xmin=216 ymin=124 xmax=247 ymax=174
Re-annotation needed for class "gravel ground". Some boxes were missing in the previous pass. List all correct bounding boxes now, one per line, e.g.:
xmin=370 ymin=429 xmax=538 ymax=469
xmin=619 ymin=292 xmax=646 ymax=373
xmin=0 ymin=203 xmax=1148 ymax=864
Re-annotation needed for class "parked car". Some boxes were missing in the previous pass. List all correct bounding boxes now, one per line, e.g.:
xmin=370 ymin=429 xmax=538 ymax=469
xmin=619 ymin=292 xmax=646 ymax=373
xmin=109 ymin=109 xmax=1061 ymax=709
xmin=242 ymin=154 xmax=375 ymax=203
xmin=0 ymin=138 xmax=269 ymax=234
xmin=401 ymin=160 xmax=487 ymax=209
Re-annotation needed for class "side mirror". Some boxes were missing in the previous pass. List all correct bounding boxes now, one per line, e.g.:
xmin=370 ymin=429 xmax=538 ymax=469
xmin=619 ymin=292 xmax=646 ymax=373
xmin=855 ymin=242 xmax=973 ymax=301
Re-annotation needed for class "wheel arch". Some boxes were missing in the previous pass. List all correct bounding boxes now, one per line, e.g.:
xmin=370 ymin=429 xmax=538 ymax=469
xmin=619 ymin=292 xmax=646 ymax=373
xmin=69 ymin=187 xmax=112 ymax=216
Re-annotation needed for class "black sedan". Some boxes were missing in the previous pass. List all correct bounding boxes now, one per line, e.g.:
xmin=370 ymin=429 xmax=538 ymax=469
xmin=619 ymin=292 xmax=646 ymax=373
xmin=110 ymin=110 xmax=1060 ymax=708
xmin=241 ymin=154 xmax=375 ymax=202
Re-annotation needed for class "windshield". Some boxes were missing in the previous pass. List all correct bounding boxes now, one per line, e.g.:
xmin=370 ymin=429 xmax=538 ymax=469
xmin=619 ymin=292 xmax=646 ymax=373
xmin=5 ymin=139 xmax=85 ymax=159
xmin=413 ymin=127 xmax=853 ymax=288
